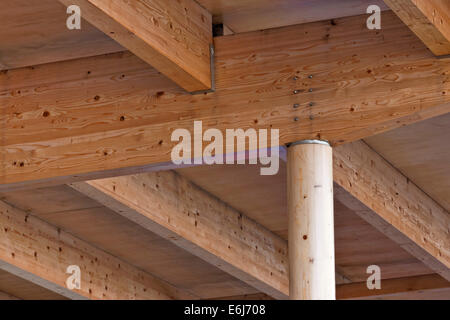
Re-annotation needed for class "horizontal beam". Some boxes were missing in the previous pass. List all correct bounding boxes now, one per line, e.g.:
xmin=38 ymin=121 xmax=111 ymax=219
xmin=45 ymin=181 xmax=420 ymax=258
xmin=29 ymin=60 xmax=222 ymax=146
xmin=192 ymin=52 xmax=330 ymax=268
xmin=71 ymin=171 xmax=349 ymax=299
xmin=384 ymin=0 xmax=450 ymax=56
xmin=58 ymin=0 xmax=213 ymax=92
xmin=215 ymin=274 xmax=450 ymax=300
xmin=0 ymin=290 xmax=20 ymax=300
xmin=70 ymin=171 xmax=290 ymax=299
xmin=336 ymin=274 xmax=450 ymax=300
xmin=0 ymin=199 xmax=190 ymax=300
xmin=1 ymin=12 xmax=449 ymax=190
xmin=334 ymin=141 xmax=450 ymax=280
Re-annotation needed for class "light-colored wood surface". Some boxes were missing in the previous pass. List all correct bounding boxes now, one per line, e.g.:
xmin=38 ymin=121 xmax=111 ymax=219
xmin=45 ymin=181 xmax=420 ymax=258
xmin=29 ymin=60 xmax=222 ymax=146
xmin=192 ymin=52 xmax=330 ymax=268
xmin=217 ymin=274 xmax=450 ymax=300
xmin=0 ymin=291 xmax=20 ymax=300
xmin=2 ymin=12 xmax=449 ymax=191
xmin=336 ymin=274 xmax=449 ymax=299
xmin=58 ymin=0 xmax=212 ymax=92
xmin=199 ymin=0 xmax=388 ymax=33
xmin=384 ymin=0 xmax=450 ymax=56
xmin=288 ymin=143 xmax=335 ymax=300
xmin=220 ymin=274 xmax=450 ymax=300
xmin=0 ymin=269 xmax=65 ymax=300
xmin=71 ymin=171 xmax=290 ymax=299
xmin=178 ymin=166 xmax=435 ymax=283
xmin=334 ymin=141 xmax=450 ymax=279
xmin=365 ymin=112 xmax=450 ymax=213
xmin=0 ymin=0 xmax=388 ymax=71
xmin=0 ymin=185 xmax=259 ymax=299
xmin=0 ymin=0 xmax=124 ymax=70
xmin=0 ymin=198 xmax=189 ymax=300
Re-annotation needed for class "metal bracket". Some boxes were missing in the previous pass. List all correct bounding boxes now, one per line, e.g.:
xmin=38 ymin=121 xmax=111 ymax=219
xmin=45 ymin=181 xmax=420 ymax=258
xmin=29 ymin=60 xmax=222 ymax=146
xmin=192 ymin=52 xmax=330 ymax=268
xmin=190 ymin=44 xmax=216 ymax=95
xmin=287 ymin=140 xmax=331 ymax=148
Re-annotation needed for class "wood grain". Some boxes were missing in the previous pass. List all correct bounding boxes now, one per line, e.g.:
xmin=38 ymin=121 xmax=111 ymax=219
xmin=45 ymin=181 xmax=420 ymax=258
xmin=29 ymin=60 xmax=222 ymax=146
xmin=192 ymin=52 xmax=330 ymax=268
xmin=1 ymin=12 xmax=449 ymax=190
xmin=384 ymin=0 xmax=450 ymax=56
xmin=199 ymin=0 xmax=388 ymax=33
xmin=288 ymin=143 xmax=335 ymax=300
xmin=334 ymin=141 xmax=450 ymax=279
xmin=58 ymin=0 xmax=212 ymax=92
xmin=0 ymin=199 xmax=190 ymax=300
xmin=71 ymin=171 xmax=291 ymax=299
xmin=0 ymin=185 xmax=257 ymax=299
xmin=0 ymin=0 xmax=124 ymax=70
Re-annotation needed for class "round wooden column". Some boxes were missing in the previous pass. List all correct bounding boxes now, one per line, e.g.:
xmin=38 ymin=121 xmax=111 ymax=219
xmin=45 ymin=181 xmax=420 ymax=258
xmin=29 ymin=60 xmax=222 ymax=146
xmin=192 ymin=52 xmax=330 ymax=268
xmin=287 ymin=140 xmax=335 ymax=300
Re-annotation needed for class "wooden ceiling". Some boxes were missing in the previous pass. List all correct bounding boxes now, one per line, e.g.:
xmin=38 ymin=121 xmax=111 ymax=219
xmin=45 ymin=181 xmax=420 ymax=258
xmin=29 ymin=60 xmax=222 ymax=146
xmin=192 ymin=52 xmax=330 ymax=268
xmin=0 ymin=0 xmax=448 ymax=300
xmin=365 ymin=112 xmax=450 ymax=212
xmin=1 ymin=0 xmax=389 ymax=70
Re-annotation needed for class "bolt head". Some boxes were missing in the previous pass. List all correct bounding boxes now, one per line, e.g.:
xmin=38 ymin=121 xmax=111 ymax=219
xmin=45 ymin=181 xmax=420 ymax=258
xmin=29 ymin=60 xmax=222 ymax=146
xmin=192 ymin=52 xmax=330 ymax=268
xmin=294 ymin=117 xmax=299 ymax=122
xmin=293 ymin=103 xmax=300 ymax=108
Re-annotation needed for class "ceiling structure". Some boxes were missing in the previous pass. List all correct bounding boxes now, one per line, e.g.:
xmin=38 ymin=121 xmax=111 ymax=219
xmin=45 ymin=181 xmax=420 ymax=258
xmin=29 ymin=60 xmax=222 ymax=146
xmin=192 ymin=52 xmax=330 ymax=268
xmin=0 ymin=0 xmax=448 ymax=300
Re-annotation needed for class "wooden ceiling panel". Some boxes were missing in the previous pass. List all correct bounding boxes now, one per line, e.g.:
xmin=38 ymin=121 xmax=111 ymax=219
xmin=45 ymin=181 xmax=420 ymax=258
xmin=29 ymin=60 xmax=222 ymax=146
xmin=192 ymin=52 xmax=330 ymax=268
xmin=0 ymin=269 xmax=66 ymax=300
xmin=365 ymin=113 xmax=450 ymax=212
xmin=198 ymin=0 xmax=389 ymax=33
xmin=0 ymin=0 xmax=390 ymax=70
xmin=0 ymin=187 xmax=258 ymax=299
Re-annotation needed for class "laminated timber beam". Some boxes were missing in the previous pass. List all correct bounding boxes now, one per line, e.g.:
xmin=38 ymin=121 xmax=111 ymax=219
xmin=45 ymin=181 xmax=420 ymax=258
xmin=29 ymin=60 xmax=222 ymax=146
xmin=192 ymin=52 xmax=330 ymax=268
xmin=216 ymin=274 xmax=450 ymax=300
xmin=278 ymin=141 xmax=450 ymax=281
xmin=333 ymin=141 xmax=450 ymax=280
xmin=70 ymin=170 xmax=349 ymax=299
xmin=70 ymin=171 xmax=291 ymax=299
xmin=1 ymin=11 xmax=450 ymax=191
xmin=384 ymin=0 xmax=450 ymax=56
xmin=58 ymin=0 xmax=213 ymax=92
xmin=0 ymin=199 xmax=191 ymax=300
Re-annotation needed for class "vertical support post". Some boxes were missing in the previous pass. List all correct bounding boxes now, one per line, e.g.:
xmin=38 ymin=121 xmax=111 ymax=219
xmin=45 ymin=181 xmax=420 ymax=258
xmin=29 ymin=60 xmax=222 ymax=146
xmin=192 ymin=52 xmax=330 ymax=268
xmin=287 ymin=140 xmax=335 ymax=300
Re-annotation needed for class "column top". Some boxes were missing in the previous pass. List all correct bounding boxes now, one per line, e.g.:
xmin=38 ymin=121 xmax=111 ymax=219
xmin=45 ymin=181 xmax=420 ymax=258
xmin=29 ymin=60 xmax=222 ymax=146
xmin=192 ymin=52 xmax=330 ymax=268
xmin=288 ymin=140 xmax=330 ymax=147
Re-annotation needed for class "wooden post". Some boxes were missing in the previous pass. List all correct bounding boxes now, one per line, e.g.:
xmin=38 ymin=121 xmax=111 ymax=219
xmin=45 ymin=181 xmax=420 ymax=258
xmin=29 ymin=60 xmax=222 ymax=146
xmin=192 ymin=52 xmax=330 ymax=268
xmin=287 ymin=140 xmax=335 ymax=300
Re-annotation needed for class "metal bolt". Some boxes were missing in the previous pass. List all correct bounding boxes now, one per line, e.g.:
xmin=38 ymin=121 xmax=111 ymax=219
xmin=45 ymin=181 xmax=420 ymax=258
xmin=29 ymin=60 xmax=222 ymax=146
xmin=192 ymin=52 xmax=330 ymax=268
xmin=293 ymin=103 xmax=300 ymax=108
xmin=294 ymin=117 xmax=300 ymax=122
xmin=294 ymin=90 xmax=300 ymax=94
xmin=309 ymin=88 xmax=313 ymax=93
xmin=309 ymin=102 xmax=314 ymax=107
xmin=308 ymin=75 xmax=313 ymax=79
xmin=293 ymin=76 xmax=299 ymax=81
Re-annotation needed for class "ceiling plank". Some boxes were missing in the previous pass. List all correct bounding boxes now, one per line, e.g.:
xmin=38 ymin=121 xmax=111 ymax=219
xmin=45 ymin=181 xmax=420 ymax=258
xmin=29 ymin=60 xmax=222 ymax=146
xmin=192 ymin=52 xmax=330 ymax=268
xmin=384 ymin=0 xmax=450 ymax=56
xmin=0 ymin=199 xmax=191 ymax=300
xmin=57 ymin=0 xmax=213 ymax=92
xmin=0 ymin=0 xmax=124 ymax=71
xmin=1 ymin=12 xmax=449 ymax=191
xmin=336 ymin=274 xmax=450 ymax=299
xmin=333 ymin=141 xmax=450 ymax=280
xmin=70 ymin=170 xmax=351 ymax=300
